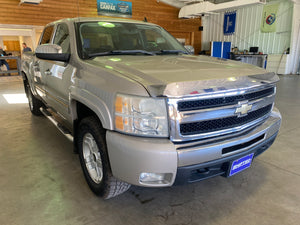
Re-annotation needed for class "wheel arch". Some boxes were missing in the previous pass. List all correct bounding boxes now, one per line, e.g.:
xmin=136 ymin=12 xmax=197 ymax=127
xmin=21 ymin=71 xmax=39 ymax=97
xmin=22 ymin=71 xmax=29 ymax=96
xmin=70 ymin=93 xmax=113 ymax=153
xmin=70 ymin=97 xmax=113 ymax=130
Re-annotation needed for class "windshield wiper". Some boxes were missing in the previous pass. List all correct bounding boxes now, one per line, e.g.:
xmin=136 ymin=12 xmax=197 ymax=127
xmin=88 ymin=50 xmax=155 ymax=58
xmin=156 ymin=50 xmax=189 ymax=55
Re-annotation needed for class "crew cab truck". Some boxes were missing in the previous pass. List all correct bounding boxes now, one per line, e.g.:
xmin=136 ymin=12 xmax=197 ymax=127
xmin=22 ymin=17 xmax=281 ymax=199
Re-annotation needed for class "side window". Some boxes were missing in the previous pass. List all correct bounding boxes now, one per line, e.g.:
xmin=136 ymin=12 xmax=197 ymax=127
xmin=53 ymin=24 xmax=70 ymax=53
xmin=40 ymin=26 xmax=54 ymax=44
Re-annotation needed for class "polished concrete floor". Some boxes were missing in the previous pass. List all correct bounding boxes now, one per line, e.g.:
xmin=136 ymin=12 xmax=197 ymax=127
xmin=0 ymin=75 xmax=299 ymax=225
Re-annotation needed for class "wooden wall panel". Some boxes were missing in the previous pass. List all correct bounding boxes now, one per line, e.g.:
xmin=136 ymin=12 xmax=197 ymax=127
xmin=0 ymin=0 xmax=201 ymax=53
xmin=3 ymin=40 xmax=20 ymax=51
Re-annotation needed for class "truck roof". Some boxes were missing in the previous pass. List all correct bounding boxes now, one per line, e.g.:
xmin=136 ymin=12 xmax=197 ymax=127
xmin=46 ymin=17 xmax=153 ymax=26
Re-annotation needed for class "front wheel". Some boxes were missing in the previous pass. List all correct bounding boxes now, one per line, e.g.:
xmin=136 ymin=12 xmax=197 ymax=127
xmin=77 ymin=117 xmax=131 ymax=199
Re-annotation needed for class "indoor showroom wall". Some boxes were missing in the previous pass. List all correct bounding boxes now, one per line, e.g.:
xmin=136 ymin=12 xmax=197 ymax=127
xmin=288 ymin=2 xmax=300 ymax=74
xmin=0 ymin=0 xmax=202 ymax=53
xmin=202 ymin=0 xmax=298 ymax=74
xmin=0 ymin=26 xmax=43 ymax=52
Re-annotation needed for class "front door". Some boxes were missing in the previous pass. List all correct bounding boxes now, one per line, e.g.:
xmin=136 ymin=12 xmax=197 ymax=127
xmin=44 ymin=23 xmax=73 ymax=122
xmin=33 ymin=25 xmax=55 ymax=102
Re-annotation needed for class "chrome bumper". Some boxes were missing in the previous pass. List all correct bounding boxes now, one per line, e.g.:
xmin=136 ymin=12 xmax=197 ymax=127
xmin=176 ymin=107 xmax=281 ymax=167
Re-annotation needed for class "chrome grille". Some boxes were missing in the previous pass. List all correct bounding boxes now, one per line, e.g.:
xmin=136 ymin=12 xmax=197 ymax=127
xmin=168 ymin=85 xmax=276 ymax=142
xmin=180 ymin=104 xmax=272 ymax=135
xmin=177 ymin=87 xmax=274 ymax=111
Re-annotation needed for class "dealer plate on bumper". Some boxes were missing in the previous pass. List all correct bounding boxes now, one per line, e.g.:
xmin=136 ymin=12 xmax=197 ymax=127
xmin=229 ymin=153 xmax=254 ymax=177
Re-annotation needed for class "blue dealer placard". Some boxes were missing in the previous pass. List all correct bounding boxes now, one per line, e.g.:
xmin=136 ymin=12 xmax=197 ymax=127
xmin=224 ymin=11 xmax=236 ymax=35
xmin=97 ymin=0 xmax=132 ymax=18
xmin=229 ymin=153 xmax=254 ymax=177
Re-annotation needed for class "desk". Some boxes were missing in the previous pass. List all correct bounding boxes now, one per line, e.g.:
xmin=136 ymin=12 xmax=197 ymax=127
xmin=236 ymin=54 xmax=268 ymax=69
xmin=0 ymin=56 xmax=21 ymax=75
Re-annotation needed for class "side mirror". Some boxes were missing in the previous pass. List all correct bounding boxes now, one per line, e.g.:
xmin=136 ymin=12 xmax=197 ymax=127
xmin=184 ymin=45 xmax=195 ymax=54
xmin=35 ymin=44 xmax=70 ymax=62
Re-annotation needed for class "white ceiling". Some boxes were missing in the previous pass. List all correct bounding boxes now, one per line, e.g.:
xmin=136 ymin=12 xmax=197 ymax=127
xmin=159 ymin=0 xmax=299 ymax=18
xmin=159 ymin=0 xmax=237 ymax=9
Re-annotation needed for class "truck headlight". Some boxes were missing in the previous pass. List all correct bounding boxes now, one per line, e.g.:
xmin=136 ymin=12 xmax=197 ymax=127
xmin=114 ymin=94 xmax=169 ymax=137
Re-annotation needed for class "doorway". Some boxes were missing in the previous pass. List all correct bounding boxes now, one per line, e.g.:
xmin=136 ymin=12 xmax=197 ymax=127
xmin=0 ymin=24 xmax=43 ymax=76
xmin=294 ymin=21 xmax=300 ymax=74
xmin=2 ymin=37 xmax=21 ymax=71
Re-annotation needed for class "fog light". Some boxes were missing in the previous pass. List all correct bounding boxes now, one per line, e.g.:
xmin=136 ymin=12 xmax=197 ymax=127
xmin=139 ymin=172 xmax=172 ymax=185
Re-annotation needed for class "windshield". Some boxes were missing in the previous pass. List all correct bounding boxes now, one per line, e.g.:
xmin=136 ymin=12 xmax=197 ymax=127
xmin=76 ymin=21 xmax=189 ymax=59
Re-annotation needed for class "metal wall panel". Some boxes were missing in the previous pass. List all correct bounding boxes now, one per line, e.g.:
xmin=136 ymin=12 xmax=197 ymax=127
xmin=202 ymin=0 xmax=293 ymax=54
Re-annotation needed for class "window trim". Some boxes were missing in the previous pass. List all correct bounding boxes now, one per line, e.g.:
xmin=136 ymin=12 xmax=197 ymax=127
xmin=39 ymin=25 xmax=55 ymax=45
xmin=52 ymin=23 xmax=70 ymax=54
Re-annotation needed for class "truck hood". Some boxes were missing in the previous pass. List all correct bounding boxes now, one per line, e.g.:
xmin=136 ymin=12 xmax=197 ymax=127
xmin=89 ymin=55 xmax=279 ymax=97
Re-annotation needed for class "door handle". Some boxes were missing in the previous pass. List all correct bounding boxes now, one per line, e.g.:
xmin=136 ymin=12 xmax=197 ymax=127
xmin=45 ymin=69 xmax=52 ymax=76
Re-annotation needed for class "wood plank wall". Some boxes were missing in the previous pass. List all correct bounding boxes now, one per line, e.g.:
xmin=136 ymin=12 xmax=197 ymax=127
xmin=0 ymin=0 xmax=201 ymax=53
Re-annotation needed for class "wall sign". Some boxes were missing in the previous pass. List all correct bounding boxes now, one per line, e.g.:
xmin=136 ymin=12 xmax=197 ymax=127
xmin=224 ymin=11 xmax=236 ymax=35
xmin=97 ymin=0 xmax=132 ymax=18
xmin=261 ymin=3 xmax=279 ymax=33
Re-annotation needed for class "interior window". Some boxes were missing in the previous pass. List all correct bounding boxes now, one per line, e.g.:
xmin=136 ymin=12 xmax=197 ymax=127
xmin=40 ymin=26 xmax=54 ymax=44
xmin=80 ymin=24 xmax=114 ymax=54
xmin=53 ymin=24 xmax=70 ymax=53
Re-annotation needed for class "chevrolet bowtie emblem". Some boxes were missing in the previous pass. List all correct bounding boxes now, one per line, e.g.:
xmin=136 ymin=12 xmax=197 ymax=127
xmin=235 ymin=102 xmax=252 ymax=116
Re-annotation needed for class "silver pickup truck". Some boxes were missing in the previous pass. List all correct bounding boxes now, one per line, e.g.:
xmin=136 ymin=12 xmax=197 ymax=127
xmin=22 ymin=17 xmax=281 ymax=199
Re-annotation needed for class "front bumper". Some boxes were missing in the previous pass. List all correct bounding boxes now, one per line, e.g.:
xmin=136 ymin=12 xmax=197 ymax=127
xmin=174 ymin=131 xmax=278 ymax=185
xmin=106 ymin=108 xmax=281 ymax=187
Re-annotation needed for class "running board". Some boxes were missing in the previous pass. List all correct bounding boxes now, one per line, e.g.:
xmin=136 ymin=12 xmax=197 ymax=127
xmin=40 ymin=107 xmax=73 ymax=142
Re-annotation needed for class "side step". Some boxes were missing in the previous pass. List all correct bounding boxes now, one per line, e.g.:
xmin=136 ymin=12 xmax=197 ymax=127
xmin=40 ymin=107 xmax=74 ymax=142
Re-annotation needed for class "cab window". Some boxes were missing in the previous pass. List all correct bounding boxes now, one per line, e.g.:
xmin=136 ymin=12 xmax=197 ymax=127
xmin=40 ymin=26 xmax=54 ymax=44
xmin=53 ymin=23 xmax=70 ymax=53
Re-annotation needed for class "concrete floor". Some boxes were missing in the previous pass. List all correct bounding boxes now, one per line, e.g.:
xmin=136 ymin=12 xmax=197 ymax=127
xmin=0 ymin=75 xmax=299 ymax=225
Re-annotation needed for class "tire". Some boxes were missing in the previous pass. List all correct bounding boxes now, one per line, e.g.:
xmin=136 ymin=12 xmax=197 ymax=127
xmin=77 ymin=117 xmax=131 ymax=199
xmin=25 ymin=81 xmax=43 ymax=116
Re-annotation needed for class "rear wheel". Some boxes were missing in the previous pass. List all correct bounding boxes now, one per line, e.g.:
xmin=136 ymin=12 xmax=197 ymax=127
xmin=25 ymin=82 xmax=43 ymax=116
xmin=77 ymin=117 xmax=131 ymax=199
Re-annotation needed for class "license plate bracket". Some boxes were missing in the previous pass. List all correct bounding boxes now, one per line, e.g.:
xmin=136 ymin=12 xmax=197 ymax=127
xmin=229 ymin=153 xmax=254 ymax=177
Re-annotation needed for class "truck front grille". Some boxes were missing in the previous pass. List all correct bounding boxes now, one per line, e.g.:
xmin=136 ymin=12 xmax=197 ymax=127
xmin=168 ymin=85 xmax=276 ymax=142
xmin=180 ymin=104 xmax=272 ymax=135
xmin=178 ymin=87 xmax=274 ymax=111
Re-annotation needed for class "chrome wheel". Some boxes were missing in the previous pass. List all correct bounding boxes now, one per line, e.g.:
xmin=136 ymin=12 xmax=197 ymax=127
xmin=78 ymin=117 xmax=131 ymax=198
xmin=82 ymin=133 xmax=103 ymax=184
